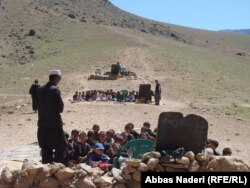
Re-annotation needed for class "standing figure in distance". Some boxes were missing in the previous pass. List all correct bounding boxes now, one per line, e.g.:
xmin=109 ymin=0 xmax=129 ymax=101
xmin=29 ymin=79 xmax=40 ymax=113
xmin=37 ymin=70 xmax=68 ymax=166
xmin=117 ymin=62 xmax=122 ymax=76
xmin=154 ymin=80 xmax=162 ymax=105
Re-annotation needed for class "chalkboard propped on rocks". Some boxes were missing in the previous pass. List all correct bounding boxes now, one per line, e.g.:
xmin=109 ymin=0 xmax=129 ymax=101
xmin=156 ymin=112 xmax=208 ymax=154
xmin=111 ymin=64 xmax=120 ymax=75
xmin=138 ymin=84 xmax=151 ymax=103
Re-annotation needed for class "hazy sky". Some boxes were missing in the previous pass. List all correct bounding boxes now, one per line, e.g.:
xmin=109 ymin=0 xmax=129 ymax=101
xmin=109 ymin=0 xmax=250 ymax=31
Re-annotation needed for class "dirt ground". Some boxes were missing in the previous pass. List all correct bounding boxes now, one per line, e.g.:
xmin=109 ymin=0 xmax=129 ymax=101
xmin=0 ymin=46 xmax=249 ymax=167
xmin=0 ymin=83 xmax=249 ymax=166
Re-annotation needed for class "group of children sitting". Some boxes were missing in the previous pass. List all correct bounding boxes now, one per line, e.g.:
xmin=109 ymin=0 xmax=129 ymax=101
xmin=64 ymin=122 xmax=232 ymax=171
xmin=204 ymin=139 xmax=232 ymax=156
xmin=64 ymin=122 xmax=157 ymax=170
xmin=72 ymin=90 xmax=139 ymax=103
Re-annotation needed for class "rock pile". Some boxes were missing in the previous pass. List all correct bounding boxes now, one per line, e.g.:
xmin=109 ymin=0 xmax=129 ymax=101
xmin=87 ymin=73 xmax=136 ymax=81
xmin=88 ymin=74 xmax=118 ymax=80
xmin=0 ymin=151 xmax=249 ymax=188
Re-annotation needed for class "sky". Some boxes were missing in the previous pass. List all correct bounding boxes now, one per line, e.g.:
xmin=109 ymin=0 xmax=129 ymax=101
xmin=109 ymin=0 xmax=250 ymax=31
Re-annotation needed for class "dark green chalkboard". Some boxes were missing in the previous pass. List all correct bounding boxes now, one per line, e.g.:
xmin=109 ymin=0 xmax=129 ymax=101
xmin=156 ymin=112 xmax=208 ymax=154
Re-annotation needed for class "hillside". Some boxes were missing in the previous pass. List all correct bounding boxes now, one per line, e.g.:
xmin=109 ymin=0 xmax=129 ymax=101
xmin=1 ymin=0 xmax=250 ymax=66
xmin=0 ymin=0 xmax=250 ymax=165
xmin=0 ymin=0 xmax=187 ymax=65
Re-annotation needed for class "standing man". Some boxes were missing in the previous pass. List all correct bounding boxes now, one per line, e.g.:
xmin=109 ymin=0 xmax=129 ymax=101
xmin=154 ymin=80 xmax=162 ymax=105
xmin=117 ymin=62 xmax=122 ymax=75
xmin=37 ymin=70 xmax=68 ymax=166
xmin=29 ymin=79 xmax=40 ymax=113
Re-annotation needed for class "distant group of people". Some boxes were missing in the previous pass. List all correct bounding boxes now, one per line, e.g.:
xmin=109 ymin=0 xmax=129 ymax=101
xmin=72 ymin=90 xmax=138 ymax=103
xmin=72 ymin=80 xmax=162 ymax=105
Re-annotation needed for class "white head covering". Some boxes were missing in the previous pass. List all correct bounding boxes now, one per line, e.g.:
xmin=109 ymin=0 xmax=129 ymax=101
xmin=49 ymin=70 xmax=61 ymax=76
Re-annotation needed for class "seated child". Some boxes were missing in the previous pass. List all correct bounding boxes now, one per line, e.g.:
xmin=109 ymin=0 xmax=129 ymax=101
xmin=143 ymin=122 xmax=156 ymax=138
xmin=73 ymin=91 xmax=78 ymax=102
xmin=92 ymin=124 xmax=100 ymax=141
xmin=75 ymin=131 xmax=91 ymax=163
xmin=222 ymin=147 xmax=232 ymax=156
xmin=86 ymin=130 xmax=97 ymax=149
xmin=87 ymin=143 xmax=110 ymax=168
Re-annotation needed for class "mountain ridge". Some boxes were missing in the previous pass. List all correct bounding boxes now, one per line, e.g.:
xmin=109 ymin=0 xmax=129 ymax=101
xmin=219 ymin=29 xmax=250 ymax=35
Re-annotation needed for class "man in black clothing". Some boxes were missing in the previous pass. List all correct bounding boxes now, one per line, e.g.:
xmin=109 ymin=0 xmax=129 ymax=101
xmin=154 ymin=80 xmax=162 ymax=105
xmin=37 ymin=70 xmax=68 ymax=166
xmin=29 ymin=79 xmax=40 ymax=112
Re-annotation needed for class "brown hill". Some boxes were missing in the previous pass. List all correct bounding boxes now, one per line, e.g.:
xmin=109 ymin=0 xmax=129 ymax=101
xmin=0 ymin=0 xmax=188 ymax=65
xmin=1 ymin=0 xmax=249 ymax=65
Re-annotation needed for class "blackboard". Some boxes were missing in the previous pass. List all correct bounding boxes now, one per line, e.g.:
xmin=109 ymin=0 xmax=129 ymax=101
xmin=138 ymin=84 xmax=151 ymax=102
xmin=111 ymin=64 xmax=119 ymax=75
xmin=156 ymin=112 xmax=208 ymax=154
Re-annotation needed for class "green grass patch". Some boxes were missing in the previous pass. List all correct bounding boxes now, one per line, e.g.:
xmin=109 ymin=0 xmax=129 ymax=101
xmin=225 ymin=104 xmax=250 ymax=121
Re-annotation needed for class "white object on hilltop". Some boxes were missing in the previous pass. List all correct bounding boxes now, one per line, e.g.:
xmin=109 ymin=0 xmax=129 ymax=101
xmin=50 ymin=70 xmax=61 ymax=76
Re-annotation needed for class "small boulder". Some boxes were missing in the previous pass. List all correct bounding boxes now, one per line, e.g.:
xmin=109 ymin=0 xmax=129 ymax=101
xmin=28 ymin=29 xmax=36 ymax=36
xmin=126 ymin=159 xmax=141 ymax=167
xmin=68 ymin=14 xmax=76 ymax=19
xmin=188 ymin=160 xmax=200 ymax=172
xmin=176 ymin=156 xmax=190 ymax=165
xmin=33 ymin=165 xmax=51 ymax=185
xmin=184 ymin=151 xmax=195 ymax=161
xmin=92 ymin=167 xmax=104 ymax=177
xmin=99 ymin=176 xmax=113 ymax=188
xmin=49 ymin=163 xmax=65 ymax=175
xmin=54 ymin=167 xmax=75 ymax=181
xmin=75 ymin=177 xmax=96 ymax=188
xmin=75 ymin=169 xmax=87 ymax=178
xmin=7 ymin=111 xmax=14 ymax=114
xmin=121 ymin=173 xmax=131 ymax=181
xmin=203 ymin=148 xmax=214 ymax=155
xmin=207 ymin=157 xmax=250 ymax=172
xmin=111 ymin=168 xmax=124 ymax=183
xmin=137 ymin=163 xmax=148 ymax=172
xmin=127 ymin=166 xmax=137 ymax=173
xmin=147 ymin=158 xmax=159 ymax=170
xmin=121 ymin=166 xmax=130 ymax=175
xmin=22 ymin=160 xmax=44 ymax=177
xmin=196 ymin=153 xmax=210 ymax=162
xmin=79 ymin=163 xmax=94 ymax=175
xmin=12 ymin=170 xmax=21 ymax=179
xmin=142 ymin=151 xmax=161 ymax=161
xmin=111 ymin=168 xmax=121 ymax=177
xmin=1 ymin=167 xmax=15 ymax=184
